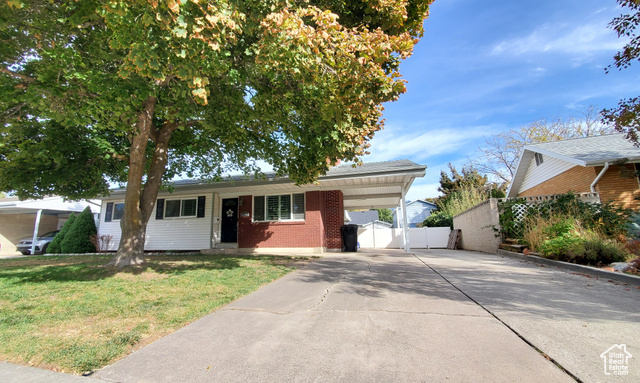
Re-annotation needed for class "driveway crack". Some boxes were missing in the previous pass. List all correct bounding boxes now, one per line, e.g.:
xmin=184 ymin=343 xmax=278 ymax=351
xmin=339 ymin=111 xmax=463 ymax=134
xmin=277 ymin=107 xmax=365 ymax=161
xmin=307 ymin=275 xmax=346 ymax=311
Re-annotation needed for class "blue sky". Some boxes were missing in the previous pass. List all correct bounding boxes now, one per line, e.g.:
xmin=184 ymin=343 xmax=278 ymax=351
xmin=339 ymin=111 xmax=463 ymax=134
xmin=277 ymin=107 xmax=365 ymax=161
xmin=363 ymin=0 xmax=640 ymax=201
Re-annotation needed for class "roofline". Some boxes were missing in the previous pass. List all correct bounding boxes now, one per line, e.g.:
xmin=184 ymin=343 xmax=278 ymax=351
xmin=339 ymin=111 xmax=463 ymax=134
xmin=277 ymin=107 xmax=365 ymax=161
xmin=105 ymin=162 xmax=427 ymax=197
xmin=506 ymin=147 xmax=527 ymax=198
xmin=521 ymin=146 xmax=587 ymax=166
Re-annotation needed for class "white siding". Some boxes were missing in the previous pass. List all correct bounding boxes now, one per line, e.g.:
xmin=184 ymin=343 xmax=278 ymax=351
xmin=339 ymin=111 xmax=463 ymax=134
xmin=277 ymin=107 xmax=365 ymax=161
xmin=519 ymin=156 xmax=576 ymax=193
xmin=99 ymin=192 xmax=214 ymax=251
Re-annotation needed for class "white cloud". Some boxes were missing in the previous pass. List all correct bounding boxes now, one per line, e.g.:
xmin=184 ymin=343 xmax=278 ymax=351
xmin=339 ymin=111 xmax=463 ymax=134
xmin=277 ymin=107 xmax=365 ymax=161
xmin=364 ymin=126 xmax=489 ymax=163
xmin=491 ymin=18 xmax=625 ymax=64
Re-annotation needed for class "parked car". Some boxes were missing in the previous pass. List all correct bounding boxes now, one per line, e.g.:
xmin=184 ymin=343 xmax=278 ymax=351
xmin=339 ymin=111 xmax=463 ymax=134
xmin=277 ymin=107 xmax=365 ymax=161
xmin=16 ymin=231 xmax=59 ymax=255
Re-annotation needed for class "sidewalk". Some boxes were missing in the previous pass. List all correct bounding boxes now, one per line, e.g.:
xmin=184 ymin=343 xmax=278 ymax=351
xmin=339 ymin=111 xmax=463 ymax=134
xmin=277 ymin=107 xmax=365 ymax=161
xmin=0 ymin=362 xmax=103 ymax=383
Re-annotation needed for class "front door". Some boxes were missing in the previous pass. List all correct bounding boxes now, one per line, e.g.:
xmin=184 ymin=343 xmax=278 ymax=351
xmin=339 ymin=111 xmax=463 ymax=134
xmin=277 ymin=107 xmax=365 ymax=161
xmin=221 ymin=198 xmax=238 ymax=243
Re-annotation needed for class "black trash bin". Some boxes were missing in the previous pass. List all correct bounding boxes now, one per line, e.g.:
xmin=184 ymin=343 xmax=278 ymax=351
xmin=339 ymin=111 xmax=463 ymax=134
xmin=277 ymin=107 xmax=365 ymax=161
xmin=341 ymin=224 xmax=359 ymax=252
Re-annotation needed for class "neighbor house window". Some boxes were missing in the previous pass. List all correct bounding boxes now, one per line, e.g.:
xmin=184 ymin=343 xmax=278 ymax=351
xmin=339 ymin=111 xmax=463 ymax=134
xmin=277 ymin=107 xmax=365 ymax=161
xmin=253 ymin=193 xmax=305 ymax=221
xmin=164 ymin=198 xmax=197 ymax=218
xmin=534 ymin=152 xmax=544 ymax=166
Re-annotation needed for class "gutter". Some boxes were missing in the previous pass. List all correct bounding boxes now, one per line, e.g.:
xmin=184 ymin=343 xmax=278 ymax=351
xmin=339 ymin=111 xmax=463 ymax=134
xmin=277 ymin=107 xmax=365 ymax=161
xmin=590 ymin=162 xmax=609 ymax=193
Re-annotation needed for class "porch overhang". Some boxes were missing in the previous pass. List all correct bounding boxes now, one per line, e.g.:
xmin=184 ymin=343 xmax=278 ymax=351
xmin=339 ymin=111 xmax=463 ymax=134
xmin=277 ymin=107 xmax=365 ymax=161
xmin=103 ymin=160 xmax=427 ymax=209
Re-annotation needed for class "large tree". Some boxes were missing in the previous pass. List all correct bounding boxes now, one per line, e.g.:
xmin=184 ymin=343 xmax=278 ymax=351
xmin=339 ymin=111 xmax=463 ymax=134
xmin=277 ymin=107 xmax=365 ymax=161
xmin=468 ymin=107 xmax=614 ymax=185
xmin=0 ymin=0 xmax=434 ymax=267
xmin=602 ymin=0 xmax=640 ymax=143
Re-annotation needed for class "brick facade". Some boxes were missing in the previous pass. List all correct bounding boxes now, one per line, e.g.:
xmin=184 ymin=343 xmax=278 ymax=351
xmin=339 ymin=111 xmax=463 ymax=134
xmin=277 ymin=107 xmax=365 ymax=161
xmin=518 ymin=166 xmax=597 ymax=197
xmin=237 ymin=191 xmax=343 ymax=249
xmin=323 ymin=190 xmax=344 ymax=249
xmin=594 ymin=164 xmax=640 ymax=210
xmin=518 ymin=164 xmax=640 ymax=209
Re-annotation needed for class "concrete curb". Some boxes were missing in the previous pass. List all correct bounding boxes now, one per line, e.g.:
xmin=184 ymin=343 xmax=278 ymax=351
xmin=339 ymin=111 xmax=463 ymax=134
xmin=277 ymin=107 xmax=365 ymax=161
xmin=496 ymin=249 xmax=640 ymax=286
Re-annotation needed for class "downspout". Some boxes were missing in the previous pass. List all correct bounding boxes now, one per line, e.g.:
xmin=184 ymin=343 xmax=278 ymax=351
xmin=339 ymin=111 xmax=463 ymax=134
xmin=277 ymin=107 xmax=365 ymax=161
xmin=590 ymin=162 xmax=609 ymax=193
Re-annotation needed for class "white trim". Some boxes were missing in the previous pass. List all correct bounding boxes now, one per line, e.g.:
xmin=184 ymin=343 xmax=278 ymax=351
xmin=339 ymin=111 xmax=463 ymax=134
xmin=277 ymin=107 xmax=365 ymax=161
xmin=163 ymin=197 xmax=198 ymax=219
xmin=251 ymin=192 xmax=306 ymax=223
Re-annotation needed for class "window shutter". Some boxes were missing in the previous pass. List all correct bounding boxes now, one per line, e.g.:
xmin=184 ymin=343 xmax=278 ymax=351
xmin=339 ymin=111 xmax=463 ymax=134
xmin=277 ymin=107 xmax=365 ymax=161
xmin=197 ymin=196 xmax=206 ymax=218
xmin=105 ymin=202 xmax=113 ymax=222
xmin=156 ymin=199 xmax=164 ymax=220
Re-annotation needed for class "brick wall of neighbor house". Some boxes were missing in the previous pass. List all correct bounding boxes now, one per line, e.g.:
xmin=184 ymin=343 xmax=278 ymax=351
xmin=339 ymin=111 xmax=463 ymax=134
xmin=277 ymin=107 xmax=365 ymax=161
xmin=0 ymin=214 xmax=58 ymax=254
xmin=595 ymin=164 xmax=640 ymax=210
xmin=453 ymin=199 xmax=501 ymax=253
xmin=518 ymin=166 xmax=597 ymax=197
xmin=237 ymin=191 xmax=343 ymax=249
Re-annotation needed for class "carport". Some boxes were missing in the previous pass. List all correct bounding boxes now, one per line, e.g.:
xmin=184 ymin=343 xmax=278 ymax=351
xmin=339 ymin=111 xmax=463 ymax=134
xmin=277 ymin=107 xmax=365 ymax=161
xmin=0 ymin=197 xmax=100 ymax=255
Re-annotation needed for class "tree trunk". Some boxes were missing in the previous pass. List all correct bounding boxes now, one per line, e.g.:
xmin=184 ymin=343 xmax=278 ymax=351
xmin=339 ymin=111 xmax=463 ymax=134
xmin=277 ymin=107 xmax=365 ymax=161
xmin=105 ymin=96 xmax=178 ymax=269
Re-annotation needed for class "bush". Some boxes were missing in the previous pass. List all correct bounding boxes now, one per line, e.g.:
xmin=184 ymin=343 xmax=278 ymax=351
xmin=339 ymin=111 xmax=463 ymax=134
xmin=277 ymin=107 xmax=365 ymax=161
xmin=423 ymin=211 xmax=453 ymax=228
xmin=61 ymin=207 xmax=97 ymax=253
xmin=540 ymin=237 xmax=628 ymax=266
xmin=524 ymin=211 xmax=630 ymax=266
xmin=46 ymin=214 xmax=76 ymax=254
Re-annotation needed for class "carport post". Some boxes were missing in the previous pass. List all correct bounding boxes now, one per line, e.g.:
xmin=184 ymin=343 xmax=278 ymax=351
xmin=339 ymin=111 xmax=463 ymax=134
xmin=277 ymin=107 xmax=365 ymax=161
xmin=31 ymin=209 xmax=43 ymax=255
xmin=401 ymin=188 xmax=410 ymax=253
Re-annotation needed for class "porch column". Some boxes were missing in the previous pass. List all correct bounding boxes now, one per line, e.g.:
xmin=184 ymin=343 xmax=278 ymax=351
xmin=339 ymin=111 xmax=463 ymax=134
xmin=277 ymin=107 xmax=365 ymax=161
xmin=31 ymin=209 xmax=43 ymax=255
xmin=401 ymin=188 xmax=410 ymax=253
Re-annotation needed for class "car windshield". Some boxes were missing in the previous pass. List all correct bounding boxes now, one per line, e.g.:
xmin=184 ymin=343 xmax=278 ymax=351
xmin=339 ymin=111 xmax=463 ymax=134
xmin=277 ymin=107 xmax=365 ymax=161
xmin=40 ymin=231 xmax=59 ymax=238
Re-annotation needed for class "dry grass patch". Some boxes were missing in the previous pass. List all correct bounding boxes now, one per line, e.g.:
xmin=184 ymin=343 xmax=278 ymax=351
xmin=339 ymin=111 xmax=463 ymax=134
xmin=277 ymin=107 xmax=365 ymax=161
xmin=0 ymin=253 xmax=311 ymax=374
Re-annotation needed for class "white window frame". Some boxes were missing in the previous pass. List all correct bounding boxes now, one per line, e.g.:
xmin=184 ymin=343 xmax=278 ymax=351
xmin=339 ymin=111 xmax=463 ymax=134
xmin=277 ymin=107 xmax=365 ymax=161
xmin=164 ymin=198 xmax=198 ymax=219
xmin=252 ymin=193 xmax=305 ymax=222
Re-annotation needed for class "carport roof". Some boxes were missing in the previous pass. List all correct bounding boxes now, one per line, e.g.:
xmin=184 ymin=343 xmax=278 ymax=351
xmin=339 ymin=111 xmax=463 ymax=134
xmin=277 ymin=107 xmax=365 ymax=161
xmin=0 ymin=196 xmax=100 ymax=215
xmin=105 ymin=160 xmax=427 ymax=209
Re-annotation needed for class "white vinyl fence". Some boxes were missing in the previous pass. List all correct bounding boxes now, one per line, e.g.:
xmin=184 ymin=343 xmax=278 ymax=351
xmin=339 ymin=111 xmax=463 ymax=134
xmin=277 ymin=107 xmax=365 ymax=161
xmin=357 ymin=227 xmax=451 ymax=249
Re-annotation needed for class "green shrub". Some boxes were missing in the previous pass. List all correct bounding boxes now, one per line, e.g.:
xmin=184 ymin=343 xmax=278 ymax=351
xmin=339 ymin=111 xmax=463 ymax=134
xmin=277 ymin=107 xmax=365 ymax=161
xmin=46 ymin=213 xmax=76 ymax=254
xmin=539 ymin=235 xmax=628 ymax=266
xmin=423 ymin=211 xmax=453 ymax=228
xmin=61 ymin=207 xmax=97 ymax=253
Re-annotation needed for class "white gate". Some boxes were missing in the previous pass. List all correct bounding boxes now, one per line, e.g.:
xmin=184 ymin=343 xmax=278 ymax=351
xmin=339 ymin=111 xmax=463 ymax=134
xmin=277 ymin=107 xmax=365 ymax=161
xmin=357 ymin=227 xmax=451 ymax=249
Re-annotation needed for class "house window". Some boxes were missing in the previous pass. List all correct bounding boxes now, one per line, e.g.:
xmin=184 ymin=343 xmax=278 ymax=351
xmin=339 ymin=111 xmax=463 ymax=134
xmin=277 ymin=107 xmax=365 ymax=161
xmin=104 ymin=202 xmax=125 ymax=222
xmin=165 ymin=198 xmax=197 ymax=218
xmin=113 ymin=203 xmax=125 ymax=220
xmin=534 ymin=152 xmax=544 ymax=166
xmin=253 ymin=193 xmax=305 ymax=221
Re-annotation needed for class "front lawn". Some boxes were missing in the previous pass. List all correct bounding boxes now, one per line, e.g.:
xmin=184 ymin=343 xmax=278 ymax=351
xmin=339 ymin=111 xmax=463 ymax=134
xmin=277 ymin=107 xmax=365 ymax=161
xmin=0 ymin=254 xmax=310 ymax=374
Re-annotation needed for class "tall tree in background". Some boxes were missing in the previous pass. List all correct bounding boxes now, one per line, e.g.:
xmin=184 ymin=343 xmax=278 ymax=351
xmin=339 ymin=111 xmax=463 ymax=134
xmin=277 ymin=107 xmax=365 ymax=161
xmin=468 ymin=107 xmax=614 ymax=185
xmin=376 ymin=208 xmax=393 ymax=224
xmin=602 ymin=0 xmax=640 ymax=143
xmin=0 ymin=0 xmax=434 ymax=267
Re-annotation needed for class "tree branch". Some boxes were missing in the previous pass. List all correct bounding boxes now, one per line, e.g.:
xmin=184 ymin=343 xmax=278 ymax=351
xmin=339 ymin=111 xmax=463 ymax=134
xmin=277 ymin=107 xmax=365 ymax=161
xmin=0 ymin=68 xmax=35 ymax=83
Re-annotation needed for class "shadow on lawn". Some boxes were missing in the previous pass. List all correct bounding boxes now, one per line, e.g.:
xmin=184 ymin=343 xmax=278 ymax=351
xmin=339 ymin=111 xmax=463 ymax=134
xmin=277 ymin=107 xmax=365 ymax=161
xmin=0 ymin=254 xmax=291 ymax=284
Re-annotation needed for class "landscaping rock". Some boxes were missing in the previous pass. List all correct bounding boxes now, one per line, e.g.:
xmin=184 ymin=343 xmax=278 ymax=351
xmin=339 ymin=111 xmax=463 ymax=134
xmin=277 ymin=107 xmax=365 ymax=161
xmin=611 ymin=262 xmax=632 ymax=272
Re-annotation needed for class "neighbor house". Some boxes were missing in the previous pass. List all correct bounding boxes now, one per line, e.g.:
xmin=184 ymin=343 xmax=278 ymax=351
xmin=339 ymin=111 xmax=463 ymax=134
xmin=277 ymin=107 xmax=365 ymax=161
xmin=345 ymin=210 xmax=393 ymax=229
xmin=392 ymin=200 xmax=437 ymax=228
xmin=507 ymin=134 xmax=640 ymax=209
xmin=0 ymin=196 xmax=101 ymax=255
xmin=98 ymin=160 xmax=426 ymax=253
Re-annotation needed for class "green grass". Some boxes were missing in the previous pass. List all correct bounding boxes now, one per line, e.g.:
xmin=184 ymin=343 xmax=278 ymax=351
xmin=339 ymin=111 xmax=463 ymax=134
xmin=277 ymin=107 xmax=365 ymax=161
xmin=0 ymin=254 xmax=310 ymax=374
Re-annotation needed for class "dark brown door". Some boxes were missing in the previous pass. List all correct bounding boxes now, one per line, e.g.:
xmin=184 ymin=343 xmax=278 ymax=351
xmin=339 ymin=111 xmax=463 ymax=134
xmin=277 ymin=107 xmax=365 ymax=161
xmin=221 ymin=198 xmax=238 ymax=243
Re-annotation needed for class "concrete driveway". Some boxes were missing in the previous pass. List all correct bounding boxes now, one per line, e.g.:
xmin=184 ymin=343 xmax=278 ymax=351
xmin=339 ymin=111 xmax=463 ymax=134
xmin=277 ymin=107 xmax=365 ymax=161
xmin=96 ymin=250 xmax=572 ymax=383
xmin=415 ymin=249 xmax=640 ymax=383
